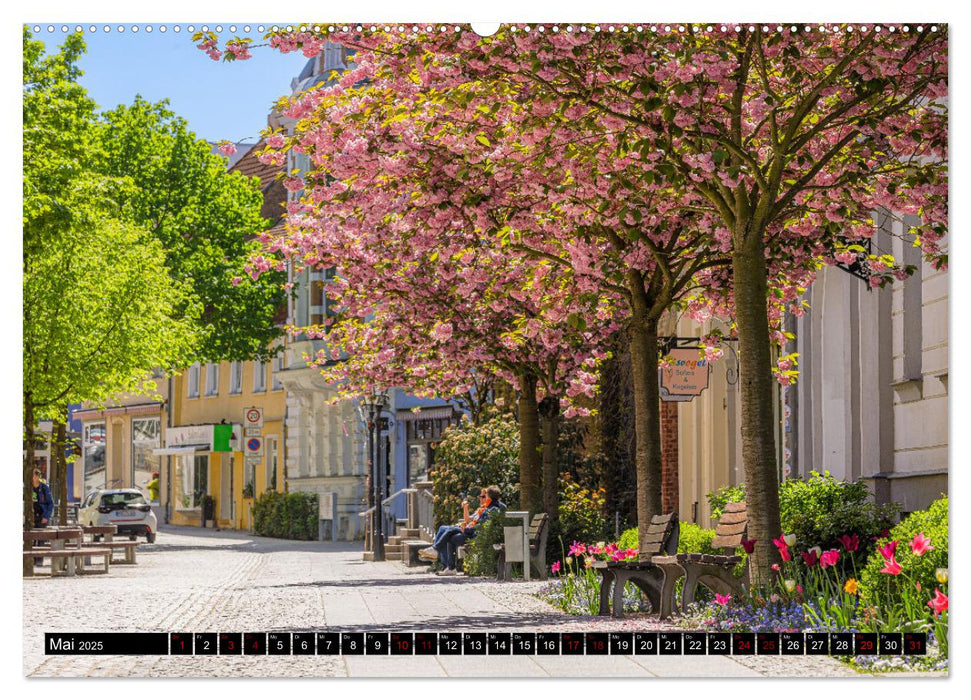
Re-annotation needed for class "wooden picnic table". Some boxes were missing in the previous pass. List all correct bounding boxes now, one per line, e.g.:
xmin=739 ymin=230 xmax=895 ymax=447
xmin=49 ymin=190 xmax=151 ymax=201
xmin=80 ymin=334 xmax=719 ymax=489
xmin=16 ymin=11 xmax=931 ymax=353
xmin=82 ymin=524 xmax=119 ymax=541
xmin=82 ymin=524 xmax=138 ymax=564
xmin=23 ymin=527 xmax=84 ymax=576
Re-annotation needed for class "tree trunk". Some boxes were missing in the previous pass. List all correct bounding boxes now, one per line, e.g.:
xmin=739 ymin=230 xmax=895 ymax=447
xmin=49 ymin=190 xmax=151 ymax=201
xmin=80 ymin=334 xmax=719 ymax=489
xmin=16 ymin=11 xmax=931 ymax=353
xmin=628 ymin=316 xmax=664 ymax=560
xmin=732 ymin=244 xmax=783 ymax=585
xmin=538 ymin=395 xmax=560 ymax=520
xmin=55 ymin=420 xmax=68 ymax=526
xmin=517 ymin=373 xmax=542 ymax=514
xmin=24 ymin=393 xmax=36 ymax=576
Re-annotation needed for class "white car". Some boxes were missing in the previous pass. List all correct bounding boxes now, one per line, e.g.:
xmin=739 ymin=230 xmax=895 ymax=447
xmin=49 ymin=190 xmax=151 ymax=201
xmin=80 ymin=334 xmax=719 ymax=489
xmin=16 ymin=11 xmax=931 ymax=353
xmin=79 ymin=489 xmax=158 ymax=543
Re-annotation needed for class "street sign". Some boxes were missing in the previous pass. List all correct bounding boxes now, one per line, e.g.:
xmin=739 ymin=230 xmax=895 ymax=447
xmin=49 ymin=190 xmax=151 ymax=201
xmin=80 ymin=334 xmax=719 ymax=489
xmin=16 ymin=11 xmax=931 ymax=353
xmin=244 ymin=407 xmax=264 ymax=429
xmin=244 ymin=454 xmax=261 ymax=468
xmin=659 ymin=349 xmax=711 ymax=402
xmin=246 ymin=437 xmax=264 ymax=456
xmin=244 ymin=428 xmax=261 ymax=437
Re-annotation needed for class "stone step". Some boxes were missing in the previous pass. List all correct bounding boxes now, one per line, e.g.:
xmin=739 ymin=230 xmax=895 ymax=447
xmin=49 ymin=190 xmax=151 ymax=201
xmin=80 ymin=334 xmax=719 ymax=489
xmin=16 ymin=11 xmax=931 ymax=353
xmin=398 ymin=528 xmax=423 ymax=539
xmin=387 ymin=536 xmax=404 ymax=546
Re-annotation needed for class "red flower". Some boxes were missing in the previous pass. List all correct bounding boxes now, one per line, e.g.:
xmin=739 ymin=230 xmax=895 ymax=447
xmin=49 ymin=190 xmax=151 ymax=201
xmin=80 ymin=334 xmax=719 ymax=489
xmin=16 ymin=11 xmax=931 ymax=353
xmin=877 ymin=540 xmax=898 ymax=560
xmin=910 ymin=533 xmax=935 ymax=557
xmin=837 ymin=534 xmax=859 ymax=552
xmin=771 ymin=563 xmax=780 ymax=572
xmin=551 ymin=560 xmax=561 ymax=574
xmin=779 ymin=546 xmax=792 ymax=562
xmin=927 ymin=589 xmax=948 ymax=616
xmin=819 ymin=549 xmax=839 ymax=569
xmin=800 ymin=550 xmax=819 ymax=568
xmin=879 ymin=555 xmax=902 ymax=576
xmin=741 ymin=538 xmax=756 ymax=554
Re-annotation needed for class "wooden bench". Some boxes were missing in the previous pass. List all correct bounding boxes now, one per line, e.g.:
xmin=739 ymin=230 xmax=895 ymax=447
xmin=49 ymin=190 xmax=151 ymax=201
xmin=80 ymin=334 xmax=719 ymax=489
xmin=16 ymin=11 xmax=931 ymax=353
xmin=593 ymin=512 xmax=679 ymax=619
xmin=23 ymin=548 xmax=112 ymax=576
xmin=653 ymin=501 xmax=750 ymax=615
xmin=494 ymin=513 xmax=550 ymax=581
xmin=80 ymin=541 xmax=138 ymax=565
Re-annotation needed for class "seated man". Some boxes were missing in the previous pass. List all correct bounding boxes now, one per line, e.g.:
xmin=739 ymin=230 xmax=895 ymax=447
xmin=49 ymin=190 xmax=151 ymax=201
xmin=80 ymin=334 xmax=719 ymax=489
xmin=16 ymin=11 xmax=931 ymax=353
xmin=420 ymin=485 xmax=503 ymax=575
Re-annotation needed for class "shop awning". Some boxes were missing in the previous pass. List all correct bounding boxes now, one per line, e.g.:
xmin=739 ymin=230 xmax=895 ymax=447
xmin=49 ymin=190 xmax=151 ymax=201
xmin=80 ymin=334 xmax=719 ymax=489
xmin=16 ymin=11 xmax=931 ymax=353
xmin=396 ymin=406 xmax=460 ymax=422
xmin=152 ymin=444 xmax=210 ymax=456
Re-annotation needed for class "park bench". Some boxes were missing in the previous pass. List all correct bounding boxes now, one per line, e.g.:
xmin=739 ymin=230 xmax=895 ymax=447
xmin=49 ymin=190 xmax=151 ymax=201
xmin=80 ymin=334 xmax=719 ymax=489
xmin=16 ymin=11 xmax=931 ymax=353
xmin=494 ymin=513 xmax=550 ymax=581
xmin=593 ymin=512 xmax=680 ymax=619
xmin=652 ymin=501 xmax=750 ymax=614
xmin=81 ymin=525 xmax=138 ymax=564
xmin=23 ymin=526 xmax=112 ymax=577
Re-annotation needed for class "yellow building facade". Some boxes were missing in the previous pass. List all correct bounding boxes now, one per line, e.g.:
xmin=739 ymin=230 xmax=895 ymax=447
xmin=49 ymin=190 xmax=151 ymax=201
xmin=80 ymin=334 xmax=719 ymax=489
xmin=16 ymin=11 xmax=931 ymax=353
xmin=163 ymin=357 xmax=287 ymax=530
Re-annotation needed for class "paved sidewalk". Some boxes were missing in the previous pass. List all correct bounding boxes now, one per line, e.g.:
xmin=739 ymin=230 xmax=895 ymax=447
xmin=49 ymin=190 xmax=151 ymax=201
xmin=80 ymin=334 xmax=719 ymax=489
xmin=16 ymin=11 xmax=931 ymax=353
xmin=23 ymin=526 xmax=856 ymax=678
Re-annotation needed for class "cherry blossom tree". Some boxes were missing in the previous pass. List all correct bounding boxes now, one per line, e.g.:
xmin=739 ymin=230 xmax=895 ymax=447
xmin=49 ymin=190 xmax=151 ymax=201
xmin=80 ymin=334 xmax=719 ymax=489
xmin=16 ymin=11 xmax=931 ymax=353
xmin=202 ymin=23 xmax=947 ymax=579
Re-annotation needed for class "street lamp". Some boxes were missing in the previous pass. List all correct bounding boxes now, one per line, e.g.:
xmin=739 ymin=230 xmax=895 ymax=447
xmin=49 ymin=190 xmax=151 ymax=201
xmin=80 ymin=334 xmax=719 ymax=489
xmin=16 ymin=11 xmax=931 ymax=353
xmin=361 ymin=388 xmax=390 ymax=561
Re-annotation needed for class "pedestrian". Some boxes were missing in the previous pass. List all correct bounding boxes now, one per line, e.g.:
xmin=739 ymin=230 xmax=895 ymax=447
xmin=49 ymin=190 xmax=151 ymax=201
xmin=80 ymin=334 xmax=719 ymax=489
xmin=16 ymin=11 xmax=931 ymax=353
xmin=419 ymin=485 xmax=504 ymax=575
xmin=145 ymin=471 xmax=160 ymax=502
xmin=32 ymin=468 xmax=53 ymax=566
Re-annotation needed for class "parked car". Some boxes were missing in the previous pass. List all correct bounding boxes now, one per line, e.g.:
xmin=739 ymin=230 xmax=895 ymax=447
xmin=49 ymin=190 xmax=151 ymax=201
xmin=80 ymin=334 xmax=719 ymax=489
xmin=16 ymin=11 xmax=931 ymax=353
xmin=78 ymin=489 xmax=157 ymax=543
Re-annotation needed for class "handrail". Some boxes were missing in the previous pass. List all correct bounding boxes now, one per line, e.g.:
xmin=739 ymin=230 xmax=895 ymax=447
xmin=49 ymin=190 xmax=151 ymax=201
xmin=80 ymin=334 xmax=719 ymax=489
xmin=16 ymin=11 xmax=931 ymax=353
xmin=358 ymin=488 xmax=417 ymax=517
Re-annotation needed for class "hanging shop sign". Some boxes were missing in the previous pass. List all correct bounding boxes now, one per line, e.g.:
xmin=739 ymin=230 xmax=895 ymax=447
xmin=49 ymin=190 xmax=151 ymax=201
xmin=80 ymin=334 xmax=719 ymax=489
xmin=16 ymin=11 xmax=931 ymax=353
xmin=659 ymin=349 xmax=711 ymax=402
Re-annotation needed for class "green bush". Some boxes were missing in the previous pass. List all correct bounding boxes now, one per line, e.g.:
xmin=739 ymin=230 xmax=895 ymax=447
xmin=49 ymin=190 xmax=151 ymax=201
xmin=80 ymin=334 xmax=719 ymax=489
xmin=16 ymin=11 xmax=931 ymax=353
xmin=252 ymin=491 xmax=319 ymax=540
xmin=707 ymin=472 xmax=899 ymax=570
xmin=556 ymin=472 xmax=609 ymax=548
xmin=462 ymin=510 xmax=506 ymax=577
xmin=432 ymin=409 xmax=519 ymax=526
xmin=859 ymin=496 xmax=948 ymax=612
xmin=677 ymin=522 xmax=719 ymax=555
xmin=617 ymin=526 xmax=638 ymax=551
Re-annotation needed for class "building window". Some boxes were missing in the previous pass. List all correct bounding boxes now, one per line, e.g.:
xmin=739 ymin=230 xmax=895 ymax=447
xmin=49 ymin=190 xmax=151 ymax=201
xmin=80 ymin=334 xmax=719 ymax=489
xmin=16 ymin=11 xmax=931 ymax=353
xmin=187 ymin=363 xmax=200 ymax=398
xmin=243 ymin=459 xmax=256 ymax=499
xmin=131 ymin=418 xmax=161 ymax=497
xmin=230 ymin=361 xmax=243 ymax=395
xmin=272 ymin=355 xmax=284 ymax=391
xmin=205 ymin=363 xmax=219 ymax=396
xmin=253 ymin=360 xmax=266 ymax=393
xmin=82 ymin=422 xmax=107 ymax=496
xmin=266 ymin=436 xmax=278 ymax=491
xmin=174 ymin=454 xmax=208 ymax=510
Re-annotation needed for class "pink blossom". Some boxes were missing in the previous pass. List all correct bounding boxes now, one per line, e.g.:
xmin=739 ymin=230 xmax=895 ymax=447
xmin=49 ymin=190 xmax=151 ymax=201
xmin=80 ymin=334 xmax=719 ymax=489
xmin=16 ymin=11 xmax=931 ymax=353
xmin=218 ymin=141 xmax=237 ymax=156
xmin=927 ymin=589 xmax=948 ymax=616
xmin=880 ymin=556 xmax=903 ymax=576
xmin=910 ymin=533 xmax=935 ymax=557
xmin=819 ymin=549 xmax=839 ymax=569
xmin=551 ymin=560 xmax=561 ymax=575
xmin=715 ymin=594 xmax=731 ymax=606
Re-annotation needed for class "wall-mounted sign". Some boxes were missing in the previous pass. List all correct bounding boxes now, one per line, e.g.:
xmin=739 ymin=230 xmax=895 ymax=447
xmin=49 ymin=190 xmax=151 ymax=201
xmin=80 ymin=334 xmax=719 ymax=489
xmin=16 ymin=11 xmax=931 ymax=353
xmin=659 ymin=349 xmax=710 ymax=402
xmin=244 ymin=407 xmax=264 ymax=429
xmin=246 ymin=436 xmax=264 ymax=456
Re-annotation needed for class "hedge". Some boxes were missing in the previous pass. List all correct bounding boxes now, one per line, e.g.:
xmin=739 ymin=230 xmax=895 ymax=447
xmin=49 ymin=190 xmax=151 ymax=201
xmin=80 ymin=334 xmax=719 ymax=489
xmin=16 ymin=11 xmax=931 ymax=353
xmin=252 ymin=491 xmax=319 ymax=540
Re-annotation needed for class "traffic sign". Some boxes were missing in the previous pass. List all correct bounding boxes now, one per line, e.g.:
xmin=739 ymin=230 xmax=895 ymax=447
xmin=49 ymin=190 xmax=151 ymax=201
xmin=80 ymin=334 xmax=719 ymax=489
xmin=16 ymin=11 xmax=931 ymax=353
xmin=244 ymin=407 xmax=264 ymax=428
xmin=246 ymin=437 xmax=264 ymax=456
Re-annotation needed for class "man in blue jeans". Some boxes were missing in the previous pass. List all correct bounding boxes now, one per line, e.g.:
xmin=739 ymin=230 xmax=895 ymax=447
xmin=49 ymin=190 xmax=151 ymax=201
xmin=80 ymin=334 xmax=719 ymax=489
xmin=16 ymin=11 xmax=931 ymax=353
xmin=420 ymin=485 xmax=503 ymax=575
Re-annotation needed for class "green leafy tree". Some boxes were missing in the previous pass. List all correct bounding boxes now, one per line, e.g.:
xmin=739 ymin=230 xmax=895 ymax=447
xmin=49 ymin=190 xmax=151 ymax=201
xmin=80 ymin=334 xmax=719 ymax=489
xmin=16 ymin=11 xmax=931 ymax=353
xmin=94 ymin=98 xmax=287 ymax=362
xmin=22 ymin=30 xmax=197 ymax=537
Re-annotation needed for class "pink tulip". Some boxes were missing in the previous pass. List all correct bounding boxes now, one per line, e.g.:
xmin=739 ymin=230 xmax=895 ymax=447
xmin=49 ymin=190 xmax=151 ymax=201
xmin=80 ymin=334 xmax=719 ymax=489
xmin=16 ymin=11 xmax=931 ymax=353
xmin=877 ymin=540 xmax=898 ymax=560
xmin=910 ymin=533 xmax=935 ymax=557
xmin=567 ymin=541 xmax=587 ymax=557
xmin=879 ymin=556 xmax=902 ymax=576
xmin=800 ymin=550 xmax=819 ymax=568
xmin=771 ymin=563 xmax=780 ymax=572
xmin=715 ymin=594 xmax=731 ymax=606
xmin=551 ymin=560 xmax=561 ymax=574
xmin=819 ymin=549 xmax=839 ymax=569
xmin=927 ymin=589 xmax=948 ymax=616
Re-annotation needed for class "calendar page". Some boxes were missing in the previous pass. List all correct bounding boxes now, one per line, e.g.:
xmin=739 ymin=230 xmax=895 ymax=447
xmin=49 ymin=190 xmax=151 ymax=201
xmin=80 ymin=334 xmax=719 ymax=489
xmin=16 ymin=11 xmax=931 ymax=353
xmin=21 ymin=4 xmax=949 ymax=683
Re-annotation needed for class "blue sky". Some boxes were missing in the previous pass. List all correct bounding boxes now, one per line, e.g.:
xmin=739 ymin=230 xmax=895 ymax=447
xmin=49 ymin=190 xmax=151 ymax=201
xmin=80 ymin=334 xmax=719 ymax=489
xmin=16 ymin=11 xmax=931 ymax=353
xmin=36 ymin=24 xmax=311 ymax=144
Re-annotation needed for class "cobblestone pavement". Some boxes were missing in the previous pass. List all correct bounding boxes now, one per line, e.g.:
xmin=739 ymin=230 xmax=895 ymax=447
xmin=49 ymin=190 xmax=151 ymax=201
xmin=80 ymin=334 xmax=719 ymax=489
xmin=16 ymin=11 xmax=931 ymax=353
xmin=23 ymin=526 xmax=857 ymax=678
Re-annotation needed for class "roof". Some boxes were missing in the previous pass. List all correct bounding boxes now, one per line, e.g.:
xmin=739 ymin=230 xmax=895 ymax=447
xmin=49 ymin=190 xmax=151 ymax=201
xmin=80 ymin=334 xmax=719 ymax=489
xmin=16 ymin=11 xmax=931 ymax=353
xmin=229 ymin=138 xmax=288 ymax=234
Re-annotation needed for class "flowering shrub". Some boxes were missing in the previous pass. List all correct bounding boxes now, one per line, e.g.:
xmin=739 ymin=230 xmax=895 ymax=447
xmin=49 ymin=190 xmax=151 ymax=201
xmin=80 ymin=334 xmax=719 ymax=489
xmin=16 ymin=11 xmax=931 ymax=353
xmin=857 ymin=496 xmax=948 ymax=652
xmin=432 ymin=408 xmax=520 ymax=525
xmin=556 ymin=472 xmax=609 ymax=547
xmin=680 ymin=600 xmax=806 ymax=633
xmin=708 ymin=472 xmax=898 ymax=574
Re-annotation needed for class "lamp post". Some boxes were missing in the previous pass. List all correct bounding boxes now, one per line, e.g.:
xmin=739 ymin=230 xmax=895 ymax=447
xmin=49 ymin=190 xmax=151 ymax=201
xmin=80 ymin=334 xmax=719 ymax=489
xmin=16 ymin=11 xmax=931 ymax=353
xmin=362 ymin=389 xmax=389 ymax=561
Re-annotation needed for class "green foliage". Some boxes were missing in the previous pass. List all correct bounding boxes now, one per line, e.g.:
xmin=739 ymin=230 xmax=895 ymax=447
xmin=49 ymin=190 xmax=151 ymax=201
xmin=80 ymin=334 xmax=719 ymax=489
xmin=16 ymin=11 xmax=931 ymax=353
xmin=617 ymin=526 xmax=638 ymax=551
xmin=252 ymin=491 xmax=320 ymax=540
xmin=432 ymin=409 xmax=520 ymax=525
xmin=556 ymin=472 xmax=609 ymax=547
xmin=708 ymin=472 xmax=899 ymax=561
xmin=859 ymin=496 xmax=948 ymax=613
xmin=461 ymin=510 xmax=506 ymax=577
xmin=94 ymin=98 xmax=287 ymax=362
xmin=676 ymin=522 xmax=719 ymax=555
xmin=23 ymin=30 xmax=195 ymax=425
xmin=707 ymin=484 xmax=746 ymax=519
